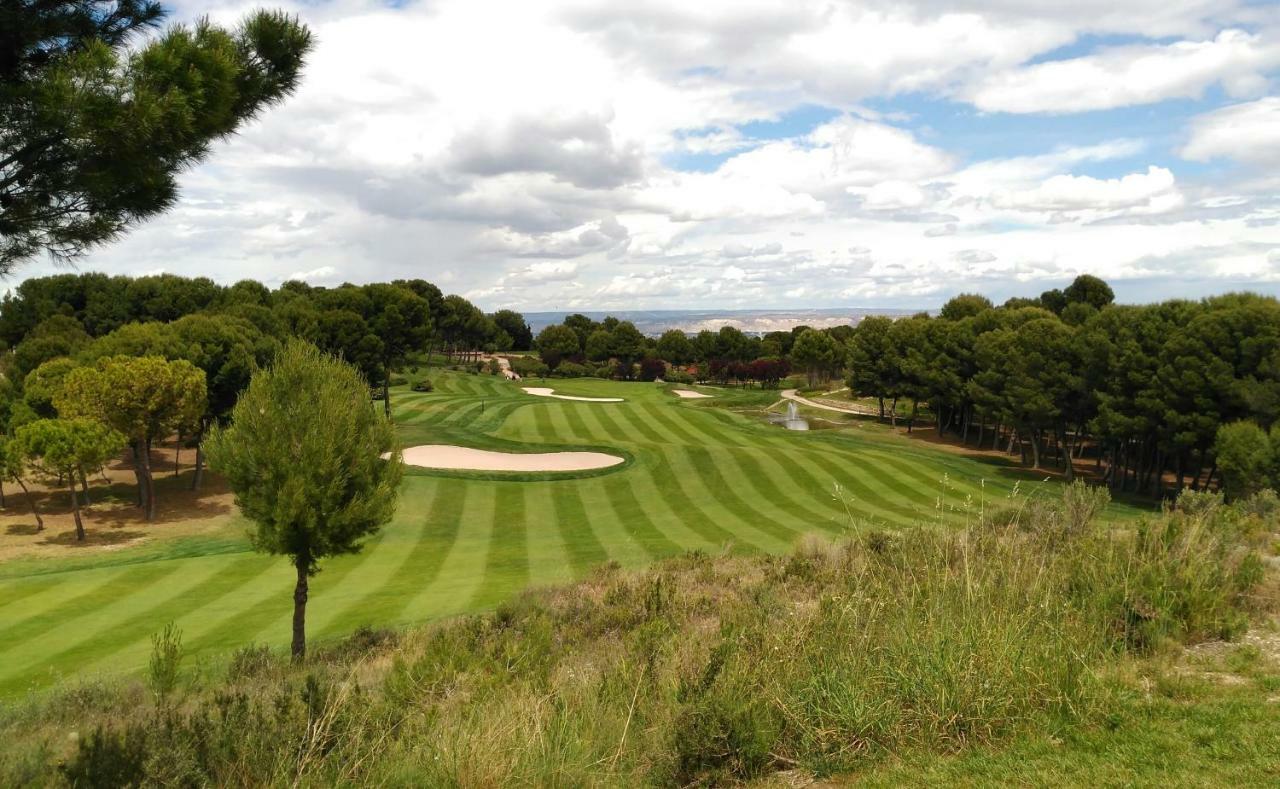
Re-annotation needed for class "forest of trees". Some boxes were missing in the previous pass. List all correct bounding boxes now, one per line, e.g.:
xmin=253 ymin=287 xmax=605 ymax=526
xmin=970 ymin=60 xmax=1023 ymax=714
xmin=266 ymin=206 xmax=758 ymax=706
xmin=533 ymin=276 xmax=1280 ymax=499
xmin=0 ymin=272 xmax=532 ymax=529
xmin=6 ymin=270 xmax=1280 ymax=503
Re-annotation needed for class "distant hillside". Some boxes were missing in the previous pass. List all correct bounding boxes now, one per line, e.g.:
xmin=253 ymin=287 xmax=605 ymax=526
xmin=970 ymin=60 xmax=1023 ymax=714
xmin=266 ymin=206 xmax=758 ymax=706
xmin=524 ymin=308 xmax=917 ymax=336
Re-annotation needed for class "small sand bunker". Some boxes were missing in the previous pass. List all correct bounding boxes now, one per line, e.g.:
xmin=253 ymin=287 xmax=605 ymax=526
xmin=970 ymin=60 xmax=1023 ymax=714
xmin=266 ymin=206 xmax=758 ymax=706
xmin=672 ymin=389 xmax=713 ymax=399
xmin=523 ymin=387 xmax=623 ymax=403
xmin=397 ymin=445 xmax=624 ymax=472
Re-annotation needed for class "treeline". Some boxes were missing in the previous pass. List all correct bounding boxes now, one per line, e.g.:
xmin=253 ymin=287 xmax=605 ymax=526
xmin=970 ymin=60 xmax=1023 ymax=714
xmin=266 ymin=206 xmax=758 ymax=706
xmin=533 ymin=276 xmax=1280 ymax=499
xmin=531 ymin=315 xmax=850 ymax=386
xmin=0 ymin=273 xmax=532 ymax=528
xmin=845 ymin=275 xmax=1280 ymax=498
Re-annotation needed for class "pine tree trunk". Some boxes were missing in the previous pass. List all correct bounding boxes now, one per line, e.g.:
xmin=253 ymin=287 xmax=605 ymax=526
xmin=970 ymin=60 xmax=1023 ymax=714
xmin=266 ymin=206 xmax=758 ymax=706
xmin=384 ymin=369 xmax=392 ymax=418
xmin=907 ymin=398 xmax=918 ymax=433
xmin=1061 ymin=430 xmax=1074 ymax=480
xmin=191 ymin=422 xmax=206 ymax=491
xmin=137 ymin=438 xmax=156 ymax=521
xmin=292 ymin=551 xmax=310 ymax=662
xmin=131 ymin=444 xmax=145 ymax=506
xmin=68 ymin=480 xmax=85 ymax=541
xmin=174 ymin=432 xmax=181 ymax=477
xmin=1030 ymin=432 xmax=1041 ymax=468
xmin=78 ymin=465 xmax=91 ymax=506
xmin=16 ymin=478 xmax=42 ymax=531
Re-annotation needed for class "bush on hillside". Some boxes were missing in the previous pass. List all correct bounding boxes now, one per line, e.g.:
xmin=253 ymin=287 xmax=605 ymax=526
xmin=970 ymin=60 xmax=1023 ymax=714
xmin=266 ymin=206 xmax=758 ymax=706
xmin=556 ymin=361 xmax=590 ymax=378
xmin=665 ymin=369 xmax=695 ymax=385
xmin=411 ymin=380 xmax=433 ymax=393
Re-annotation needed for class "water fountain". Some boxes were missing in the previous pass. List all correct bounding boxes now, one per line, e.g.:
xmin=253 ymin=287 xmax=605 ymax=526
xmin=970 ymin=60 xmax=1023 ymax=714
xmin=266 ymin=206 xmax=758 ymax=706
xmin=783 ymin=400 xmax=810 ymax=430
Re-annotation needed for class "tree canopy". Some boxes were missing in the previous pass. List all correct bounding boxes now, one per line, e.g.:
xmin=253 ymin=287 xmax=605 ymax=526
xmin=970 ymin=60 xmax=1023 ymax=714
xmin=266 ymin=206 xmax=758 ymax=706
xmin=0 ymin=2 xmax=313 ymax=268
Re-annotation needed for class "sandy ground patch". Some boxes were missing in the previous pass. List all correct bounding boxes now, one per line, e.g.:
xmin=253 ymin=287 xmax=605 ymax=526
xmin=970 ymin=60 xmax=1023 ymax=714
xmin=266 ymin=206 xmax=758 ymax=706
xmin=523 ymin=387 xmax=624 ymax=403
xmin=397 ymin=445 xmax=624 ymax=471
xmin=673 ymin=389 xmax=713 ymax=399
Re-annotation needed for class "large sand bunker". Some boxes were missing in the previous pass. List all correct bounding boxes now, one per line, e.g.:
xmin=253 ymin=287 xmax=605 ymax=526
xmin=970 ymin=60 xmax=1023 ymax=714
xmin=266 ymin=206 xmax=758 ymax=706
xmin=672 ymin=389 xmax=713 ymax=399
xmin=398 ymin=445 xmax=624 ymax=472
xmin=523 ymin=387 xmax=623 ymax=403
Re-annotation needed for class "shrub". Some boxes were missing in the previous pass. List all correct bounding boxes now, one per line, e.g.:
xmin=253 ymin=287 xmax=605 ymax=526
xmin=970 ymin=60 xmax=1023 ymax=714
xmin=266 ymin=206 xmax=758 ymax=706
xmin=512 ymin=357 xmax=549 ymax=378
xmin=639 ymin=357 xmax=667 ymax=382
xmin=411 ymin=379 xmax=434 ymax=393
xmin=147 ymin=623 xmax=183 ymax=701
xmin=557 ymin=361 xmax=590 ymax=378
xmin=227 ymin=644 xmax=274 ymax=681
xmin=665 ymin=369 xmax=695 ymax=385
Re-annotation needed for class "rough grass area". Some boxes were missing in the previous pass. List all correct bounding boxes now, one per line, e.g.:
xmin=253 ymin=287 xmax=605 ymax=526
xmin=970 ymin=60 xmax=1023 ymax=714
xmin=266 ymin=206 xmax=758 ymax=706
xmin=0 ymin=371 xmax=1149 ymax=695
xmin=0 ymin=486 xmax=1272 ymax=786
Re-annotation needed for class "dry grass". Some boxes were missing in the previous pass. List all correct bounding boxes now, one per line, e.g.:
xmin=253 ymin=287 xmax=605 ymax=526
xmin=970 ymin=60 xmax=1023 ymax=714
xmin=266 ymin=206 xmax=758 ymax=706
xmin=0 ymin=439 xmax=238 ymax=563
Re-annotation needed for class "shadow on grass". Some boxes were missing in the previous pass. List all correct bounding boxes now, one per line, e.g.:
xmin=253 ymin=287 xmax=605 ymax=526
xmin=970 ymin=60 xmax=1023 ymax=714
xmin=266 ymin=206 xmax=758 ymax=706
xmin=37 ymin=527 xmax=147 ymax=548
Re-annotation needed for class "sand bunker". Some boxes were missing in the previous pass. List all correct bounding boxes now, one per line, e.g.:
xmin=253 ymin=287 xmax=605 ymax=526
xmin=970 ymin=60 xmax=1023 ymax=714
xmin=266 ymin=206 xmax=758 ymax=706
xmin=397 ymin=445 xmax=624 ymax=472
xmin=672 ymin=389 xmax=713 ymax=399
xmin=523 ymin=387 xmax=624 ymax=403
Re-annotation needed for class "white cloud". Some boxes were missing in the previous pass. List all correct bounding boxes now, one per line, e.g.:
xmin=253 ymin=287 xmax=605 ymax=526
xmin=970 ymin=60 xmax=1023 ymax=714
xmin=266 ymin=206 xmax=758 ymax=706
xmin=502 ymin=261 xmax=580 ymax=284
xmin=964 ymin=29 xmax=1278 ymax=113
xmin=285 ymin=265 xmax=338 ymax=283
xmin=1181 ymin=97 xmax=1280 ymax=165
xmin=29 ymin=0 xmax=1278 ymax=311
xmin=995 ymin=167 xmax=1184 ymax=215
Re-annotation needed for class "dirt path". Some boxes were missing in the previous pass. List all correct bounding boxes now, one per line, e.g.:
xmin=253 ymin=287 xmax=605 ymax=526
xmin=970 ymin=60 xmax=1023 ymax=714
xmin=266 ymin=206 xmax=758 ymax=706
xmin=479 ymin=354 xmax=520 ymax=381
xmin=780 ymin=389 xmax=880 ymax=417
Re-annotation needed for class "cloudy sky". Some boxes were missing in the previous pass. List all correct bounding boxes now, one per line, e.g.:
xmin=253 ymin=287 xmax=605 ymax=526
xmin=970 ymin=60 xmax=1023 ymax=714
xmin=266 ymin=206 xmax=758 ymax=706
xmin=22 ymin=0 xmax=1280 ymax=310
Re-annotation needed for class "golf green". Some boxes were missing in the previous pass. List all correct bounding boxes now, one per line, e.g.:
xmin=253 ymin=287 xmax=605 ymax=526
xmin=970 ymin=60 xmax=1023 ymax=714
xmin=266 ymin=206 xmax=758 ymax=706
xmin=0 ymin=371 xmax=1143 ymax=694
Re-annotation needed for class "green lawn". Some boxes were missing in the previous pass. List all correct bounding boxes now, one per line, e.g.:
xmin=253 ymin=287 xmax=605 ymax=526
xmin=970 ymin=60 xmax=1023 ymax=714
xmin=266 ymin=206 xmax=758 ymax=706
xmin=0 ymin=371 xmax=1148 ymax=695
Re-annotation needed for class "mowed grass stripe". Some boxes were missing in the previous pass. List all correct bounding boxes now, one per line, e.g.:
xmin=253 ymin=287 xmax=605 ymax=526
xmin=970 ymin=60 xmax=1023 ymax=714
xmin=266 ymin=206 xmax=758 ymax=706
xmin=320 ymin=479 xmax=461 ymax=630
xmin=468 ymin=484 xmax=528 ymax=611
xmin=719 ymin=448 xmax=847 ymax=535
xmin=822 ymin=441 xmax=985 ymax=503
xmin=798 ymin=447 xmax=945 ymax=522
xmin=668 ymin=403 xmax=749 ymax=448
xmin=665 ymin=447 xmax=794 ymax=553
xmin=399 ymin=483 xmax=494 ymax=621
xmin=602 ymin=401 xmax=667 ymax=445
xmin=641 ymin=403 xmax=704 ymax=447
xmin=524 ymin=484 xmax=574 ymax=588
xmin=646 ymin=446 xmax=766 ymax=553
xmin=560 ymin=403 xmax=601 ymax=442
xmin=548 ymin=482 xmax=609 ymax=576
xmin=0 ymin=557 xmax=228 ymax=682
xmin=383 ymin=480 xmax=468 ymax=625
xmin=575 ymin=404 xmax=715 ymax=553
xmin=63 ymin=554 xmax=282 ymax=680
xmin=598 ymin=473 xmax=675 ymax=561
xmin=765 ymin=449 xmax=912 ymax=526
xmin=0 ymin=573 xmax=87 ymax=619
xmin=0 ymin=562 xmax=184 ymax=653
